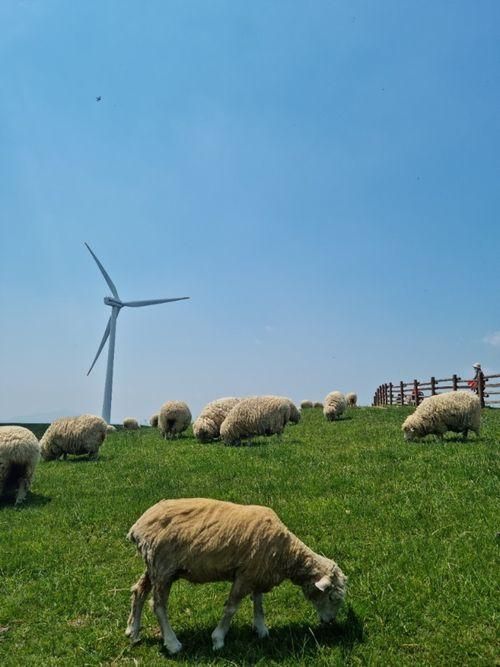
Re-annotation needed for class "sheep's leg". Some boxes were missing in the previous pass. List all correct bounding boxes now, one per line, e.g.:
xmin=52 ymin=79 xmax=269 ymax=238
xmin=462 ymin=428 xmax=469 ymax=440
xmin=211 ymin=580 xmax=247 ymax=650
xmin=14 ymin=478 xmax=28 ymax=506
xmin=152 ymin=580 xmax=182 ymax=654
xmin=252 ymin=593 xmax=269 ymax=639
xmin=125 ymin=571 xmax=151 ymax=642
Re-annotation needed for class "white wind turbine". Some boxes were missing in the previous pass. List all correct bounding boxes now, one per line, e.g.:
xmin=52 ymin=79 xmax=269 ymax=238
xmin=85 ymin=242 xmax=189 ymax=424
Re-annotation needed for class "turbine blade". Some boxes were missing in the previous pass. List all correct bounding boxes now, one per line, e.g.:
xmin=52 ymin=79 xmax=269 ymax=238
xmin=87 ymin=317 xmax=111 ymax=375
xmin=121 ymin=297 xmax=190 ymax=307
xmin=84 ymin=242 xmax=120 ymax=299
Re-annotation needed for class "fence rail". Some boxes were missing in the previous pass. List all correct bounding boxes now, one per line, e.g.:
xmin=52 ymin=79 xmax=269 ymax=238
xmin=372 ymin=371 xmax=499 ymax=408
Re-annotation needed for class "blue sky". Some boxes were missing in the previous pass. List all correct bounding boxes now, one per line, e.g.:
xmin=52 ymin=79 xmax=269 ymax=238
xmin=1 ymin=1 xmax=499 ymax=422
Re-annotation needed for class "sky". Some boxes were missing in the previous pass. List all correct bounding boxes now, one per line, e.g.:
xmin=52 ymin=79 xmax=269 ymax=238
xmin=1 ymin=1 xmax=499 ymax=422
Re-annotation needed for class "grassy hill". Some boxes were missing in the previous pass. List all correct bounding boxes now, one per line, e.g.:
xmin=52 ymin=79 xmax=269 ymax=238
xmin=0 ymin=407 xmax=498 ymax=666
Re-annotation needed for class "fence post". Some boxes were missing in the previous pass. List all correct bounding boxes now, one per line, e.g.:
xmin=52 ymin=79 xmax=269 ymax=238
xmin=400 ymin=381 xmax=405 ymax=405
xmin=413 ymin=379 xmax=419 ymax=406
xmin=389 ymin=382 xmax=393 ymax=405
xmin=478 ymin=372 xmax=485 ymax=408
xmin=431 ymin=376 xmax=436 ymax=395
xmin=452 ymin=374 xmax=458 ymax=391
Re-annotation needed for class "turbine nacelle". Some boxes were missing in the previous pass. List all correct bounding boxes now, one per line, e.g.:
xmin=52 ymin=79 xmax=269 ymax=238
xmin=104 ymin=296 xmax=123 ymax=308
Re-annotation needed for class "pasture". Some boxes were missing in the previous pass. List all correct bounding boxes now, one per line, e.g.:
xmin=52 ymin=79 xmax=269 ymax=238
xmin=0 ymin=407 xmax=498 ymax=666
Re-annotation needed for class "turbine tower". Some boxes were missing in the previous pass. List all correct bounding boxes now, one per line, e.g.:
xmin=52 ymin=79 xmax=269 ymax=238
xmin=85 ymin=242 xmax=189 ymax=424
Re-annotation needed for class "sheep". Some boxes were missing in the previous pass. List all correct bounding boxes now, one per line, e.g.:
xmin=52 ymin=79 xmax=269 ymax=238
xmin=123 ymin=418 xmax=140 ymax=430
xmin=158 ymin=401 xmax=191 ymax=439
xmin=149 ymin=413 xmax=159 ymax=428
xmin=345 ymin=393 xmax=357 ymax=407
xmin=313 ymin=402 xmax=323 ymax=409
xmin=0 ymin=426 xmax=41 ymax=505
xmin=300 ymin=400 xmax=313 ymax=409
xmin=286 ymin=399 xmax=301 ymax=424
xmin=40 ymin=414 xmax=107 ymax=461
xmin=126 ymin=497 xmax=346 ymax=654
xmin=106 ymin=424 xmax=116 ymax=433
xmin=192 ymin=398 xmax=241 ymax=443
xmin=402 ymin=391 xmax=481 ymax=441
xmin=323 ymin=391 xmax=347 ymax=421
xmin=220 ymin=396 xmax=290 ymax=445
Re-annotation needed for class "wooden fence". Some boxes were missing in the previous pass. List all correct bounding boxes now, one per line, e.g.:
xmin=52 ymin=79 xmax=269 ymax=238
xmin=372 ymin=371 xmax=500 ymax=408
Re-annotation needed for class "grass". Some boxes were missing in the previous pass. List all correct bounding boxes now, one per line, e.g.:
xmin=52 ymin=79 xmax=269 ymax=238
xmin=0 ymin=407 xmax=498 ymax=666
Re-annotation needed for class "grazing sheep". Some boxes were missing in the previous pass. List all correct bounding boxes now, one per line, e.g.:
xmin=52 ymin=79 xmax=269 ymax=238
xmin=40 ymin=414 xmax=107 ymax=461
xmin=323 ymin=391 xmax=347 ymax=421
xmin=286 ymin=400 xmax=301 ymax=424
xmin=126 ymin=498 xmax=346 ymax=654
xmin=106 ymin=424 xmax=116 ymax=433
xmin=149 ymin=413 xmax=159 ymax=428
xmin=345 ymin=393 xmax=357 ymax=407
xmin=313 ymin=402 xmax=323 ymax=409
xmin=220 ymin=396 xmax=290 ymax=445
xmin=402 ymin=391 xmax=481 ymax=441
xmin=158 ymin=401 xmax=191 ymax=439
xmin=123 ymin=418 xmax=140 ymax=430
xmin=300 ymin=400 xmax=313 ymax=409
xmin=193 ymin=398 xmax=241 ymax=443
xmin=0 ymin=426 xmax=41 ymax=505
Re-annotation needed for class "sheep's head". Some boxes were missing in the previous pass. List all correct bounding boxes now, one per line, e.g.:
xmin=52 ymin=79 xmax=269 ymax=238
xmin=303 ymin=562 xmax=347 ymax=623
xmin=402 ymin=414 xmax=423 ymax=441
xmin=194 ymin=418 xmax=218 ymax=443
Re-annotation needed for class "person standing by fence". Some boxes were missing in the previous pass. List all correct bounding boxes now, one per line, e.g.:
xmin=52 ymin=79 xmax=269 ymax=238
xmin=468 ymin=363 xmax=482 ymax=391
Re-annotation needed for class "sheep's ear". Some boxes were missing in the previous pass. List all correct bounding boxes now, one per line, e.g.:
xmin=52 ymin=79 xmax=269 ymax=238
xmin=314 ymin=575 xmax=331 ymax=592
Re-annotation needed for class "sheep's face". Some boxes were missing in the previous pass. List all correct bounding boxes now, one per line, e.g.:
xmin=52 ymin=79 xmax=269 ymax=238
xmin=402 ymin=416 xmax=421 ymax=441
xmin=303 ymin=566 xmax=347 ymax=623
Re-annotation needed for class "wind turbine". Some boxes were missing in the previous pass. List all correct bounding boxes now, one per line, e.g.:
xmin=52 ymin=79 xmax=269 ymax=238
xmin=85 ymin=242 xmax=189 ymax=424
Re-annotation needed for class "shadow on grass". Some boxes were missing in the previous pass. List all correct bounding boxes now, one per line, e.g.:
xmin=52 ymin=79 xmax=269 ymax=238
xmin=135 ymin=605 xmax=363 ymax=662
xmin=0 ymin=492 xmax=51 ymax=511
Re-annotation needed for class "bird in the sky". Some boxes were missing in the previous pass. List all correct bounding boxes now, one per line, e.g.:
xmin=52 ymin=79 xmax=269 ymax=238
xmin=96 ymin=96 xmax=102 ymax=102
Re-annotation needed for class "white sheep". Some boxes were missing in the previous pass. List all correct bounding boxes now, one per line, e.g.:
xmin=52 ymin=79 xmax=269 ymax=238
xmin=300 ymin=400 xmax=313 ymax=409
xmin=323 ymin=391 xmax=347 ymax=421
xmin=345 ymin=393 xmax=357 ymax=407
xmin=158 ymin=401 xmax=191 ymax=439
xmin=123 ymin=418 xmax=140 ymax=430
xmin=402 ymin=391 xmax=481 ymax=441
xmin=149 ymin=413 xmax=159 ymax=428
xmin=286 ymin=399 xmax=301 ymax=424
xmin=220 ymin=396 xmax=290 ymax=445
xmin=126 ymin=498 xmax=346 ymax=654
xmin=40 ymin=415 xmax=107 ymax=460
xmin=106 ymin=424 xmax=117 ymax=433
xmin=0 ymin=426 xmax=41 ymax=505
xmin=313 ymin=402 xmax=323 ymax=409
xmin=192 ymin=398 xmax=241 ymax=443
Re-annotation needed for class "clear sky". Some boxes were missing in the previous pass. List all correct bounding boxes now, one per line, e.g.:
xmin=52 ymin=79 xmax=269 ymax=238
xmin=1 ymin=1 xmax=499 ymax=422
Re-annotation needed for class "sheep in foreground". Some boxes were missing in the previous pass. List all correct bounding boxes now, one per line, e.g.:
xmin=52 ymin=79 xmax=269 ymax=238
xmin=220 ymin=396 xmax=290 ymax=445
xmin=149 ymin=413 xmax=159 ymax=428
xmin=193 ymin=398 xmax=241 ymax=443
xmin=123 ymin=418 xmax=140 ymax=430
xmin=40 ymin=415 xmax=107 ymax=461
xmin=323 ymin=391 xmax=347 ymax=421
xmin=158 ymin=401 xmax=191 ymax=439
xmin=345 ymin=393 xmax=357 ymax=407
xmin=126 ymin=498 xmax=346 ymax=654
xmin=0 ymin=426 xmax=41 ymax=505
xmin=402 ymin=391 xmax=481 ymax=441
xmin=300 ymin=400 xmax=313 ymax=409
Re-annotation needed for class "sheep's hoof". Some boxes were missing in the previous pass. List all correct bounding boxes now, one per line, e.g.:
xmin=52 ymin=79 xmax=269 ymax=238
xmin=165 ymin=639 xmax=182 ymax=654
xmin=254 ymin=625 xmax=269 ymax=639
xmin=211 ymin=632 xmax=225 ymax=650
xmin=125 ymin=626 xmax=140 ymax=643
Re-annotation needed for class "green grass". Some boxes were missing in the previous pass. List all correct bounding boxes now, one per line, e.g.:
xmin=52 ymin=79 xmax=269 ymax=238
xmin=0 ymin=408 xmax=498 ymax=666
